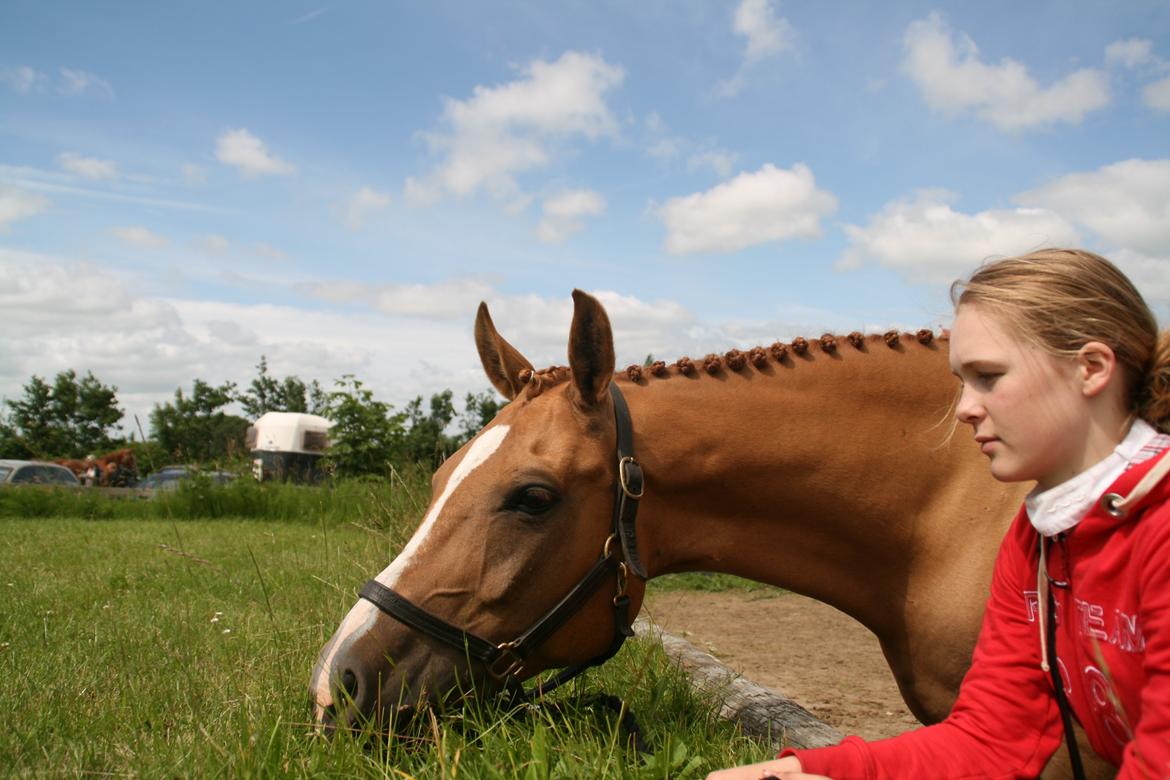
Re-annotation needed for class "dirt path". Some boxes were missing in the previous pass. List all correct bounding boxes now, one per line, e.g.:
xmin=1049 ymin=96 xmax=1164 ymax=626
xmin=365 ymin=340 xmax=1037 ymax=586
xmin=643 ymin=590 xmax=922 ymax=741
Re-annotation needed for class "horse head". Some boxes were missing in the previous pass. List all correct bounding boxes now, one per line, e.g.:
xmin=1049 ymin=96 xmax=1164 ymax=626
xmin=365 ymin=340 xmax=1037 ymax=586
xmin=311 ymin=290 xmax=648 ymax=733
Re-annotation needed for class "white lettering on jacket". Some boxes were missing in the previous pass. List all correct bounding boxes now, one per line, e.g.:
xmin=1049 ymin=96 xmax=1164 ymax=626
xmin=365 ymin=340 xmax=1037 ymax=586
xmin=1022 ymin=591 xmax=1145 ymax=653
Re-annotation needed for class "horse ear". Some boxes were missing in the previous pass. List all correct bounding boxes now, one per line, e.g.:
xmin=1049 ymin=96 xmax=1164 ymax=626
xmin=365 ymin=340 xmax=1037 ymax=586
xmin=475 ymin=302 xmax=534 ymax=400
xmin=568 ymin=289 xmax=615 ymax=407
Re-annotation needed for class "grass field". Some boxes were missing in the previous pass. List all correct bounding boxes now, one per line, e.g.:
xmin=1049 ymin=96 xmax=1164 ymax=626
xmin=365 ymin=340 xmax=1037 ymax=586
xmin=0 ymin=484 xmax=774 ymax=778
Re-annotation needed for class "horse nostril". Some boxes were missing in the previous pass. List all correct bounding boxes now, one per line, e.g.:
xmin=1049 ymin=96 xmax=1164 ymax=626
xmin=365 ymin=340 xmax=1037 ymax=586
xmin=341 ymin=669 xmax=359 ymax=699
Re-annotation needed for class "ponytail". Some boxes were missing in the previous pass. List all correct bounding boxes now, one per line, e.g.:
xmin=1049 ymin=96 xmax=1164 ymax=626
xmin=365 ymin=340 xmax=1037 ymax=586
xmin=1140 ymin=330 xmax=1170 ymax=433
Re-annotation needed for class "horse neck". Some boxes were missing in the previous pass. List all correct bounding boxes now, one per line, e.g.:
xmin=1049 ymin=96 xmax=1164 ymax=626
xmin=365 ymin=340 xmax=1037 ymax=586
xmin=623 ymin=340 xmax=1019 ymax=639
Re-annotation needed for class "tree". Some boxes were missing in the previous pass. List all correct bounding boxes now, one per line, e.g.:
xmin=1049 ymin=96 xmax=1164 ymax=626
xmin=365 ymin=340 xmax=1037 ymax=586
xmin=239 ymin=356 xmax=329 ymax=418
xmin=321 ymin=375 xmax=406 ymax=478
xmin=1 ymin=370 xmax=123 ymax=458
xmin=150 ymin=379 xmax=248 ymax=463
xmin=403 ymin=390 xmax=457 ymax=467
xmin=457 ymin=389 xmax=503 ymax=446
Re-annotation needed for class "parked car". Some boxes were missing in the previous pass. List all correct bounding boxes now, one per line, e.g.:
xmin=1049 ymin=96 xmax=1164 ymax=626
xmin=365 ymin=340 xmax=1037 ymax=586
xmin=135 ymin=466 xmax=235 ymax=492
xmin=0 ymin=459 xmax=82 ymax=487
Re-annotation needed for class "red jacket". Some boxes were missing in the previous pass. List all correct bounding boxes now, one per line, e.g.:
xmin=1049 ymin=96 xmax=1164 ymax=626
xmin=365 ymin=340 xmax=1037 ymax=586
xmin=787 ymin=444 xmax=1170 ymax=779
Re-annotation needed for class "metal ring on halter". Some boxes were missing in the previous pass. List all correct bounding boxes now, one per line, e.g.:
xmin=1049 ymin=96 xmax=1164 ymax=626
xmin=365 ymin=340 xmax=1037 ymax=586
xmin=603 ymin=533 xmax=619 ymax=559
xmin=618 ymin=456 xmax=644 ymax=499
xmin=614 ymin=562 xmax=628 ymax=603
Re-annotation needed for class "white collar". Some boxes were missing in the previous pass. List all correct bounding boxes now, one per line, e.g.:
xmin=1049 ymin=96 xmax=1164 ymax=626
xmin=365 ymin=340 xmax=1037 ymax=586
xmin=1026 ymin=419 xmax=1160 ymax=537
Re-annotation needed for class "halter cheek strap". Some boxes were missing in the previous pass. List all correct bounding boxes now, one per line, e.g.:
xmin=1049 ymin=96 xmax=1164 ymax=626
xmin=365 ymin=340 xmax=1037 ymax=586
xmin=610 ymin=382 xmax=647 ymax=579
xmin=357 ymin=381 xmax=644 ymax=697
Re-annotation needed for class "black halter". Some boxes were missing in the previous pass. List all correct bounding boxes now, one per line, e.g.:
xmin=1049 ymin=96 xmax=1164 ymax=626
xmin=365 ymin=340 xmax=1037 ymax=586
xmin=358 ymin=382 xmax=646 ymax=698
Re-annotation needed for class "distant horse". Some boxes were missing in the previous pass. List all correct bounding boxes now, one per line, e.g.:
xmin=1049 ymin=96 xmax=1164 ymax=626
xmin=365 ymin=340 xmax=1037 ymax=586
xmin=311 ymin=291 xmax=1108 ymax=778
xmin=96 ymin=448 xmax=137 ymax=487
xmin=55 ymin=448 xmax=137 ymax=486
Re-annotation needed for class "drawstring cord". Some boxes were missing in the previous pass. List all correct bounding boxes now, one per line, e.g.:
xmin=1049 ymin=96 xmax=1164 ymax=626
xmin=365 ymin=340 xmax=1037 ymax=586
xmin=1105 ymin=451 xmax=1170 ymax=516
xmin=1038 ymin=539 xmax=1050 ymax=673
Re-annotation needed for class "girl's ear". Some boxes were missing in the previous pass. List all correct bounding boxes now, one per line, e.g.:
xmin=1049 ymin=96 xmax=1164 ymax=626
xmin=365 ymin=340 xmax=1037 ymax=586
xmin=1076 ymin=341 xmax=1118 ymax=398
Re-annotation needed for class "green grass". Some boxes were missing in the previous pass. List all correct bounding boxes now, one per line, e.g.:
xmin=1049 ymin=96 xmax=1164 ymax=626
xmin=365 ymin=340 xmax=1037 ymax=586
xmin=647 ymin=572 xmax=780 ymax=594
xmin=0 ymin=516 xmax=774 ymax=777
xmin=0 ymin=467 xmax=434 ymax=525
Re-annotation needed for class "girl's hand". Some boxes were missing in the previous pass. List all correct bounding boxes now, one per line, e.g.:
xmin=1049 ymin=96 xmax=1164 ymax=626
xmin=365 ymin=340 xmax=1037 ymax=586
xmin=706 ymin=756 xmax=831 ymax=780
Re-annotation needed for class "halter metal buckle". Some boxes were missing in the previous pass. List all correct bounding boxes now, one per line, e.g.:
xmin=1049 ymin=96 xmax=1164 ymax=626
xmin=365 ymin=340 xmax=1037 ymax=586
xmin=488 ymin=641 xmax=524 ymax=680
xmin=618 ymin=456 xmax=644 ymax=499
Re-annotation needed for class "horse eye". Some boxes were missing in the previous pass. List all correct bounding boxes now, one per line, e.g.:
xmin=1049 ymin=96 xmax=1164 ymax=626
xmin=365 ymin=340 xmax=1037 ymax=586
xmin=509 ymin=485 xmax=559 ymax=516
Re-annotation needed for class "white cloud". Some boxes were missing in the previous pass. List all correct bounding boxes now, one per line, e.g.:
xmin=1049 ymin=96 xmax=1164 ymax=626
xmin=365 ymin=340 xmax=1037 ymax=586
xmin=901 ymin=12 xmax=1110 ymax=130
xmin=309 ymin=277 xmax=497 ymax=320
xmin=716 ymin=0 xmax=796 ymax=98
xmin=344 ymin=187 xmax=392 ymax=229
xmin=734 ymin=0 xmax=795 ymax=63
xmin=1016 ymin=158 xmax=1170 ymax=255
xmin=0 ymin=250 xmax=478 ymax=430
xmin=404 ymin=51 xmax=624 ymax=203
xmin=58 ymin=67 xmax=114 ymax=98
xmin=1109 ymin=248 xmax=1170 ymax=305
xmin=111 ymin=226 xmax=169 ymax=249
xmin=1105 ymin=38 xmax=1156 ymax=70
xmin=0 ymin=65 xmax=43 ymax=94
xmin=215 ymin=128 xmax=296 ymax=177
xmin=1144 ymin=76 xmax=1170 ymax=112
xmin=537 ymin=188 xmax=606 ymax=243
xmin=0 ymin=66 xmax=113 ymax=97
xmin=0 ymin=185 xmax=50 ymax=232
xmin=657 ymin=163 xmax=837 ymax=255
xmin=57 ymin=151 xmax=118 ymax=180
xmin=838 ymin=189 xmax=1080 ymax=283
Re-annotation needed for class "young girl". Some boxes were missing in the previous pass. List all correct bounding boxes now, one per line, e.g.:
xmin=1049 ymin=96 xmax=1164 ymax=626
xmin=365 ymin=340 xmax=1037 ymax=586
xmin=708 ymin=249 xmax=1170 ymax=780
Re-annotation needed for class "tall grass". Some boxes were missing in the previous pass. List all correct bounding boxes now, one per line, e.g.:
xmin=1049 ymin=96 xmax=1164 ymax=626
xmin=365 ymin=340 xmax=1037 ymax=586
xmin=0 ymin=465 xmax=431 ymax=526
xmin=0 ymin=515 xmax=772 ymax=777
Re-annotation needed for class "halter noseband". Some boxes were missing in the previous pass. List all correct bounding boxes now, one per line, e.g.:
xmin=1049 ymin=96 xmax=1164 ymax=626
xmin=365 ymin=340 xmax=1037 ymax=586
xmin=357 ymin=382 xmax=646 ymax=697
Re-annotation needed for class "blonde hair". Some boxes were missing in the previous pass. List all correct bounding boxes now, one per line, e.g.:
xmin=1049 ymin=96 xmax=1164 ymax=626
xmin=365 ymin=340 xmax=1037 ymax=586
xmin=952 ymin=248 xmax=1170 ymax=433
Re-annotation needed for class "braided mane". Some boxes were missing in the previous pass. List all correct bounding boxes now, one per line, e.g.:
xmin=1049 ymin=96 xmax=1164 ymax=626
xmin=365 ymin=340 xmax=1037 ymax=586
xmin=518 ymin=330 xmax=944 ymax=398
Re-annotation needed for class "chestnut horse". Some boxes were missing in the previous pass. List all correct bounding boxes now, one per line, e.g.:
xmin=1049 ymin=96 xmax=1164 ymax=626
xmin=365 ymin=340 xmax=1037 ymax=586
xmin=311 ymin=291 xmax=1108 ymax=778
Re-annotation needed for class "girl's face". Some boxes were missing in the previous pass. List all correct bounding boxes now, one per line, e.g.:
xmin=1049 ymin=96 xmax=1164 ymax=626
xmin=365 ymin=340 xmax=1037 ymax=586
xmin=950 ymin=303 xmax=1091 ymax=491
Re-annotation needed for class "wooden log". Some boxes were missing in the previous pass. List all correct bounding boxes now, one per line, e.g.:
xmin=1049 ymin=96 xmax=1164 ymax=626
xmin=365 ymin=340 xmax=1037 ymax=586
xmin=635 ymin=617 xmax=844 ymax=751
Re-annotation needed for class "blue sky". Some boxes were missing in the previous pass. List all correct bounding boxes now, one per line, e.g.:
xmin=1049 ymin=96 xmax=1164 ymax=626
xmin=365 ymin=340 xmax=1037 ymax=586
xmin=2 ymin=0 xmax=1169 ymax=432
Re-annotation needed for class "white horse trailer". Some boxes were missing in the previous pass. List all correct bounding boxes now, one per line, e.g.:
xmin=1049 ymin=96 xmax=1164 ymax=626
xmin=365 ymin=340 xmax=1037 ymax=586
xmin=246 ymin=412 xmax=333 ymax=483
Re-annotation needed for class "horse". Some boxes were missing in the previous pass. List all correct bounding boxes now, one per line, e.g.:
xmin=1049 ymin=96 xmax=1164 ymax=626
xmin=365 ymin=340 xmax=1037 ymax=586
xmin=96 ymin=447 xmax=137 ymax=487
xmin=311 ymin=290 xmax=1109 ymax=779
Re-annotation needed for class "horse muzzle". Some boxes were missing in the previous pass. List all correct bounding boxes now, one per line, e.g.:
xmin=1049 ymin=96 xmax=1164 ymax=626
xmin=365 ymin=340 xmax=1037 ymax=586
xmin=310 ymin=608 xmax=493 ymax=735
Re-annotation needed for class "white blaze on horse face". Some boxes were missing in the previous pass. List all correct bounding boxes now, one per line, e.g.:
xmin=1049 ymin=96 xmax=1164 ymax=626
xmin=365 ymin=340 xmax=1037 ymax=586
xmin=314 ymin=424 xmax=512 ymax=715
xmin=375 ymin=424 xmax=511 ymax=588
xmin=313 ymin=600 xmax=378 ymax=717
